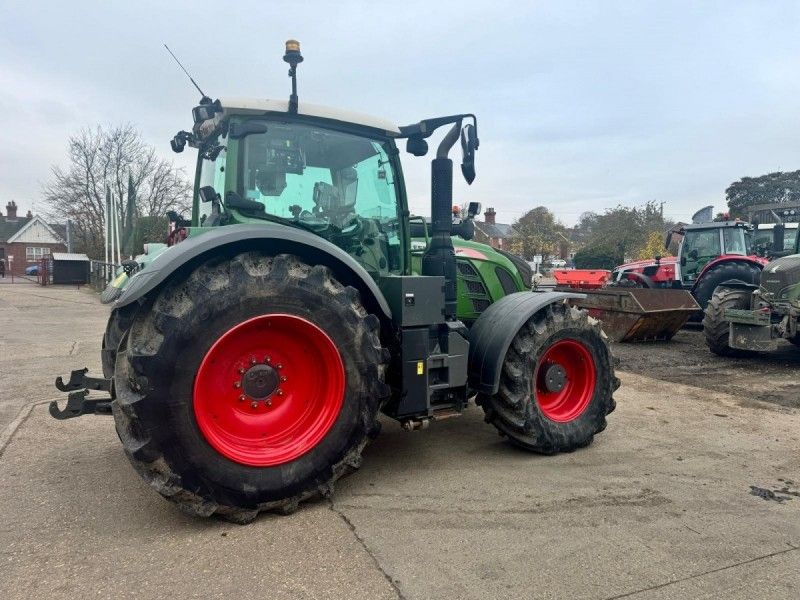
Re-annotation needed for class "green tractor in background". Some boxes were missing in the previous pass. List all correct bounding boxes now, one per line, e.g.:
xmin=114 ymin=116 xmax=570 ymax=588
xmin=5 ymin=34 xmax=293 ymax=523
xmin=704 ymin=222 xmax=800 ymax=355
xmin=52 ymin=41 xmax=616 ymax=523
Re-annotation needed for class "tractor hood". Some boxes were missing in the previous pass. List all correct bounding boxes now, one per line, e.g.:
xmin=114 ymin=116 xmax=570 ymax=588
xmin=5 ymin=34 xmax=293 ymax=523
xmin=760 ymin=253 xmax=800 ymax=303
xmin=615 ymin=256 xmax=677 ymax=271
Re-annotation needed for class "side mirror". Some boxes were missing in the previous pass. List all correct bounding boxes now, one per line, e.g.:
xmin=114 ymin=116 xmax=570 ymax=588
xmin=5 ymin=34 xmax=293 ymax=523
xmin=460 ymin=124 xmax=478 ymax=184
xmin=406 ymin=136 xmax=428 ymax=157
xmin=452 ymin=219 xmax=475 ymax=241
xmin=192 ymin=100 xmax=222 ymax=124
xmin=199 ymin=186 xmax=219 ymax=204
xmin=467 ymin=201 xmax=482 ymax=219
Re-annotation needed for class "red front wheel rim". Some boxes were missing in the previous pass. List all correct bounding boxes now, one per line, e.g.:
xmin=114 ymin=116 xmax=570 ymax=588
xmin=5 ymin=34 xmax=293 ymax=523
xmin=193 ymin=314 xmax=345 ymax=467
xmin=533 ymin=339 xmax=596 ymax=423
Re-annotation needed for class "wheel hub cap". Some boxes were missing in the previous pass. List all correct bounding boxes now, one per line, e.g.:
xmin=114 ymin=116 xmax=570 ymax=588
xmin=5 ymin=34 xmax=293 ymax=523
xmin=543 ymin=364 xmax=567 ymax=393
xmin=242 ymin=364 xmax=280 ymax=399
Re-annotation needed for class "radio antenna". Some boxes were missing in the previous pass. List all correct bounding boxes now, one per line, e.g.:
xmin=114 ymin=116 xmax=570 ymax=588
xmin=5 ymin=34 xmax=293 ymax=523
xmin=163 ymin=44 xmax=211 ymax=104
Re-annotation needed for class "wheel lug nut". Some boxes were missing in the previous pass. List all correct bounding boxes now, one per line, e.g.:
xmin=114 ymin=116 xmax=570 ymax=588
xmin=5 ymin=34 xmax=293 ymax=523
xmin=277 ymin=389 xmax=284 ymax=396
xmin=280 ymin=376 xmax=287 ymax=382
xmin=233 ymin=381 xmax=241 ymax=389
xmin=264 ymin=356 xmax=271 ymax=364
xmin=266 ymin=399 xmax=272 ymax=406
xmin=239 ymin=394 xmax=246 ymax=402
xmin=238 ymin=368 xmax=245 ymax=374
xmin=276 ymin=363 xmax=283 ymax=370
xmin=250 ymin=357 xmax=257 ymax=365
xmin=251 ymin=401 xmax=258 ymax=409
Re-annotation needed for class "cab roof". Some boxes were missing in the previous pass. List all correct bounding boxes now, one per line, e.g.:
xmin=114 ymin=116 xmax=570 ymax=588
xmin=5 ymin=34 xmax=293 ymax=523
xmin=218 ymin=97 xmax=401 ymax=137
xmin=684 ymin=220 xmax=750 ymax=230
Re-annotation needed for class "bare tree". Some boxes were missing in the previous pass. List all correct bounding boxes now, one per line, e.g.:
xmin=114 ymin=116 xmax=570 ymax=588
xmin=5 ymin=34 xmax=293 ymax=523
xmin=43 ymin=124 xmax=191 ymax=258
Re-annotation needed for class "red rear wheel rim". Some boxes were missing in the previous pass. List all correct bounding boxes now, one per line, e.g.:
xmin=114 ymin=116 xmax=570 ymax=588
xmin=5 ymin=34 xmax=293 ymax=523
xmin=533 ymin=339 xmax=596 ymax=423
xmin=193 ymin=314 xmax=345 ymax=467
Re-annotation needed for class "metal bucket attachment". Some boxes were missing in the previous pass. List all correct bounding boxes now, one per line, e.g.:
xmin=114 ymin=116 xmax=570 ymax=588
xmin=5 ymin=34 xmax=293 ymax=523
xmin=566 ymin=288 xmax=700 ymax=342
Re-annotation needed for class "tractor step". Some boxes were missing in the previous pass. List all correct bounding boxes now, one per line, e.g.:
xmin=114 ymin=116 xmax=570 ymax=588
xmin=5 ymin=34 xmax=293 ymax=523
xmin=50 ymin=368 xmax=115 ymax=420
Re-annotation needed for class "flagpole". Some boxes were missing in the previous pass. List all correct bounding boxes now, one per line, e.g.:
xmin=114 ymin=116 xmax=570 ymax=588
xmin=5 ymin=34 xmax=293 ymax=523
xmin=105 ymin=187 xmax=110 ymax=280
xmin=114 ymin=192 xmax=122 ymax=265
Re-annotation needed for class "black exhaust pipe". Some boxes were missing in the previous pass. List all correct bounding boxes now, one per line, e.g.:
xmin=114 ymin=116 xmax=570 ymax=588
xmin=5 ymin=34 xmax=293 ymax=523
xmin=422 ymin=123 xmax=461 ymax=320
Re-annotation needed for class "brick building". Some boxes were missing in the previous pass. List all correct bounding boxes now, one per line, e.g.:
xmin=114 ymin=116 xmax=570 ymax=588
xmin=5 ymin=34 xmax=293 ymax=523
xmin=473 ymin=207 xmax=518 ymax=250
xmin=0 ymin=201 xmax=66 ymax=276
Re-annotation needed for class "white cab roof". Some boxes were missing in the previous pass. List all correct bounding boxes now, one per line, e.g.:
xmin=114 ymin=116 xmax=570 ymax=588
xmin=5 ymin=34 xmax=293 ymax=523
xmin=218 ymin=97 xmax=401 ymax=136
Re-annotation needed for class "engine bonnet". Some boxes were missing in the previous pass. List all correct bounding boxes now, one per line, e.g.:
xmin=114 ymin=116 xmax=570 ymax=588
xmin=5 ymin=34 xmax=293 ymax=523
xmin=761 ymin=254 xmax=800 ymax=299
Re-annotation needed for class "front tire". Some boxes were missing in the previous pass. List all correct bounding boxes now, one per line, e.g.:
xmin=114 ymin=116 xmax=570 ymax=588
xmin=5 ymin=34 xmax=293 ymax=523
xmin=478 ymin=303 xmax=618 ymax=454
xmin=112 ymin=252 xmax=387 ymax=522
xmin=702 ymin=286 xmax=752 ymax=356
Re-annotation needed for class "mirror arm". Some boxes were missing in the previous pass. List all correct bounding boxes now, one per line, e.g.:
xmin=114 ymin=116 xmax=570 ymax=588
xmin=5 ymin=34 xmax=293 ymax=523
xmin=436 ymin=122 xmax=462 ymax=159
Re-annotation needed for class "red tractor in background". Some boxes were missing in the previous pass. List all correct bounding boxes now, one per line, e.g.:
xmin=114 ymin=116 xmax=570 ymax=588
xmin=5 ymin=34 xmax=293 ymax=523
xmin=608 ymin=220 xmax=767 ymax=315
xmin=553 ymin=220 xmax=768 ymax=339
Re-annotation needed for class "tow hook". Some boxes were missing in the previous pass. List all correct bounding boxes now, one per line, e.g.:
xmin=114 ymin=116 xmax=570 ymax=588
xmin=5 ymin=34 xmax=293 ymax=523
xmin=50 ymin=368 xmax=115 ymax=420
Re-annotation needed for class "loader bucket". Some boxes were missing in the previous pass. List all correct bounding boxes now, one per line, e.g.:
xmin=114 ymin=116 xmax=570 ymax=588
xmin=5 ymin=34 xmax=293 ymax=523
xmin=566 ymin=288 xmax=700 ymax=342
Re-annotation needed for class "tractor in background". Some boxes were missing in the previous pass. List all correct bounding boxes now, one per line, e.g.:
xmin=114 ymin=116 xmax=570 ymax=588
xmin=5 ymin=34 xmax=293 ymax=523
xmin=550 ymin=220 xmax=769 ymax=341
xmin=51 ymin=41 xmax=617 ymax=523
xmin=612 ymin=220 xmax=768 ymax=314
xmin=704 ymin=222 xmax=800 ymax=355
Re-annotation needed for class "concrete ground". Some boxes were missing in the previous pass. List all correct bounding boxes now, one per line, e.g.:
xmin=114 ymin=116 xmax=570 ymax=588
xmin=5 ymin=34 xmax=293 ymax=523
xmin=1 ymin=284 xmax=798 ymax=599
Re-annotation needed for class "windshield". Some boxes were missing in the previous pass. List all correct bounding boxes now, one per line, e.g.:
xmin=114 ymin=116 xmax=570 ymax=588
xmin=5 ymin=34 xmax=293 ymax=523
xmin=199 ymin=119 xmax=404 ymax=276
xmin=722 ymin=227 xmax=750 ymax=255
xmin=238 ymin=122 xmax=399 ymax=227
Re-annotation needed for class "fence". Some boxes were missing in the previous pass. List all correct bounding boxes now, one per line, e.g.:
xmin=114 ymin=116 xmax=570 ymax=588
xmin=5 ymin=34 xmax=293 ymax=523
xmin=89 ymin=260 xmax=120 ymax=292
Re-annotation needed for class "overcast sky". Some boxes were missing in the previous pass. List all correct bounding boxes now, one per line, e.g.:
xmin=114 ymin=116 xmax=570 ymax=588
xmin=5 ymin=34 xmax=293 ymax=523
xmin=1 ymin=0 xmax=799 ymax=226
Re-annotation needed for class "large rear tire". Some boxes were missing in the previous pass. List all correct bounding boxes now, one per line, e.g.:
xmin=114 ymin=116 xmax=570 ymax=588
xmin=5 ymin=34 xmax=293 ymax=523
xmin=112 ymin=251 xmax=387 ymax=522
xmin=702 ymin=286 xmax=752 ymax=356
xmin=101 ymin=306 xmax=136 ymax=379
xmin=478 ymin=303 xmax=618 ymax=454
xmin=692 ymin=261 xmax=761 ymax=317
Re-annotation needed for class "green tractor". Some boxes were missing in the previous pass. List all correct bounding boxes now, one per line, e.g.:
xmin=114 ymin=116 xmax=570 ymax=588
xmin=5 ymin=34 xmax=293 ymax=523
xmin=704 ymin=223 xmax=800 ymax=354
xmin=52 ymin=42 xmax=617 ymax=522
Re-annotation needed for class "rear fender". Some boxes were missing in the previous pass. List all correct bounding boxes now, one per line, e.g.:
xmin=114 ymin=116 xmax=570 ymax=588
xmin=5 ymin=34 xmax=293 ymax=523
xmin=467 ymin=291 xmax=584 ymax=395
xmin=113 ymin=224 xmax=392 ymax=320
xmin=695 ymin=255 xmax=765 ymax=286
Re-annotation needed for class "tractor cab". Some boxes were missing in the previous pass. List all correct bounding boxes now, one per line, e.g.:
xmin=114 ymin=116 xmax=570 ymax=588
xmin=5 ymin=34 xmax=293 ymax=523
xmin=672 ymin=221 xmax=753 ymax=285
xmin=193 ymin=103 xmax=409 ymax=280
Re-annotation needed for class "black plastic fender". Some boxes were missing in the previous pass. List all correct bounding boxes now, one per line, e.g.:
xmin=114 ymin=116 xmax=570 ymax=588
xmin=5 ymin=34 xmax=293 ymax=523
xmin=113 ymin=224 xmax=392 ymax=320
xmin=716 ymin=279 xmax=759 ymax=292
xmin=467 ymin=291 xmax=585 ymax=395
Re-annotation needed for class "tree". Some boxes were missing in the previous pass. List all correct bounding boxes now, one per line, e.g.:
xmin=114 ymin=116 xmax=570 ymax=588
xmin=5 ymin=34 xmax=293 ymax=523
xmin=511 ymin=206 xmax=566 ymax=260
xmin=573 ymin=244 xmax=618 ymax=270
xmin=635 ymin=230 xmax=667 ymax=260
xmin=574 ymin=201 xmax=670 ymax=264
xmin=42 ymin=124 xmax=191 ymax=259
xmin=725 ymin=171 xmax=800 ymax=218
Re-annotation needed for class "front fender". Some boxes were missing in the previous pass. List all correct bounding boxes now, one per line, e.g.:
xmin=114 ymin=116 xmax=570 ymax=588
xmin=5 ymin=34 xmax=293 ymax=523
xmin=467 ymin=291 xmax=584 ymax=395
xmin=113 ymin=224 xmax=392 ymax=320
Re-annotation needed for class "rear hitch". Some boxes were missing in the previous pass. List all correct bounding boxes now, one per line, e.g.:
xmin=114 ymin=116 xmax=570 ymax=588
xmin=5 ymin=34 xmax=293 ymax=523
xmin=50 ymin=368 xmax=114 ymax=420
